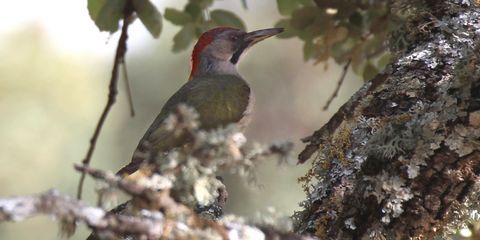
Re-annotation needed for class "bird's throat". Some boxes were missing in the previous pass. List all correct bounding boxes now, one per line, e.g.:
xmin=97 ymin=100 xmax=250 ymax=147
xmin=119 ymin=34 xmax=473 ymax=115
xmin=190 ymin=55 xmax=239 ymax=79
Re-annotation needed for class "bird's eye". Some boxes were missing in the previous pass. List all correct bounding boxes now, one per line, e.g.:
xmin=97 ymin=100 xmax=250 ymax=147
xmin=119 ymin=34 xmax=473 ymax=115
xmin=231 ymin=35 xmax=239 ymax=41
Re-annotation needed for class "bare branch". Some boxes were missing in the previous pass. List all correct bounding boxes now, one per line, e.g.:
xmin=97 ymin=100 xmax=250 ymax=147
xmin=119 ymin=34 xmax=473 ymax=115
xmin=121 ymin=59 xmax=135 ymax=117
xmin=76 ymin=3 xmax=134 ymax=200
xmin=322 ymin=58 xmax=351 ymax=111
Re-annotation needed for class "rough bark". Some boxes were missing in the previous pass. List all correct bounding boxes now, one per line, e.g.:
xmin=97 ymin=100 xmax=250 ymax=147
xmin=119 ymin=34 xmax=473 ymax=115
xmin=295 ymin=1 xmax=480 ymax=239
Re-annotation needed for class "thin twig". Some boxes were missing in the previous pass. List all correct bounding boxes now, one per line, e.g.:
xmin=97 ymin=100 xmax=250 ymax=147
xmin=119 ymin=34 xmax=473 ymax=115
xmin=122 ymin=60 xmax=135 ymax=116
xmin=322 ymin=58 xmax=352 ymax=111
xmin=75 ymin=164 xmax=155 ymax=200
xmin=77 ymin=6 xmax=133 ymax=200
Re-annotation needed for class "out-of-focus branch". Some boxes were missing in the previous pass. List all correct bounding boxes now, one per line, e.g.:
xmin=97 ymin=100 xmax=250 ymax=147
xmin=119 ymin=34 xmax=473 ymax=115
xmin=77 ymin=2 xmax=134 ymax=200
xmin=322 ymin=58 xmax=351 ymax=111
xmin=74 ymin=164 xmax=182 ymax=216
xmin=0 ymin=190 xmax=165 ymax=238
xmin=0 ymin=189 xmax=314 ymax=240
xmin=75 ymin=164 xmax=158 ymax=202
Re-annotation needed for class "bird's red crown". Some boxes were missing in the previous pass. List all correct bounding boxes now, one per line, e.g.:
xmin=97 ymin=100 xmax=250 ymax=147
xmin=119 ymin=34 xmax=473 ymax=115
xmin=189 ymin=27 xmax=236 ymax=80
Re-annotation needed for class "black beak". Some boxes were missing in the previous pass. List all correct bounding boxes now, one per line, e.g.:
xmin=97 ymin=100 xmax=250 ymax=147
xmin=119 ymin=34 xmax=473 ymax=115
xmin=244 ymin=27 xmax=284 ymax=45
xmin=230 ymin=27 xmax=284 ymax=64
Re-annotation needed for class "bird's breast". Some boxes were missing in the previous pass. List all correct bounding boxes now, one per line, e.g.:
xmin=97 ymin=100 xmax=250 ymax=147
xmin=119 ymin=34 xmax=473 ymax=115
xmin=237 ymin=89 xmax=254 ymax=131
xmin=193 ymin=74 xmax=252 ymax=130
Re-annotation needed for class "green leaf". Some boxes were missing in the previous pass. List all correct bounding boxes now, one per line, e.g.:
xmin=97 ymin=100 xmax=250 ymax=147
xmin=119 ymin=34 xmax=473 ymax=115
xmin=132 ymin=0 xmax=162 ymax=38
xmin=276 ymin=0 xmax=299 ymax=16
xmin=89 ymin=0 xmax=127 ymax=33
xmin=299 ymin=0 xmax=313 ymax=5
xmin=210 ymin=10 xmax=245 ymax=31
xmin=87 ymin=0 xmax=106 ymax=20
xmin=315 ymin=47 xmax=330 ymax=63
xmin=196 ymin=0 xmax=215 ymax=8
xmin=297 ymin=24 xmax=322 ymax=41
xmin=351 ymin=43 xmax=365 ymax=75
xmin=363 ymin=62 xmax=378 ymax=80
xmin=363 ymin=34 xmax=386 ymax=57
xmin=185 ymin=2 xmax=202 ymax=21
xmin=195 ymin=22 xmax=216 ymax=37
xmin=274 ymin=19 xmax=297 ymax=39
xmin=325 ymin=26 xmax=349 ymax=46
xmin=303 ymin=41 xmax=316 ymax=61
xmin=173 ymin=24 xmax=196 ymax=52
xmin=164 ymin=8 xmax=192 ymax=25
xmin=377 ymin=52 xmax=391 ymax=69
xmin=330 ymin=42 xmax=350 ymax=63
xmin=290 ymin=7 xmax=317 ymax=30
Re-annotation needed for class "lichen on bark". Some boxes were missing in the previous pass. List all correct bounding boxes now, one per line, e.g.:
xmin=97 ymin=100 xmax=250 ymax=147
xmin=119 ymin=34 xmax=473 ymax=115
xmin=295 ymin=1 xmax=480 ymax=239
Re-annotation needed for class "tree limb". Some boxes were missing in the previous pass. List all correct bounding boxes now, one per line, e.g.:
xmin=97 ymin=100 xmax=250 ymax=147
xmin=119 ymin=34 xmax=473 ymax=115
xmin=296 ymin=1 xmax=480 ymax=239
xmin=0 ymin=190 xmax=165 ymax=238
xmin=0 ymin=189 xmax=313 ymax=240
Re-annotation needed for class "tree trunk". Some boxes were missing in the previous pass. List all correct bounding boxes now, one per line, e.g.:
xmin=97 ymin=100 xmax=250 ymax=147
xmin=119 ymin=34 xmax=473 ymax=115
xmin=295 ymin=1 xmax=480 ymax=239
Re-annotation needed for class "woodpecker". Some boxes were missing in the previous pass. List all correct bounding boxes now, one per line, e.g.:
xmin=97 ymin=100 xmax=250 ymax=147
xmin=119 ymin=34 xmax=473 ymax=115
xmin=116 ymin=27 xmax=283 ymax=176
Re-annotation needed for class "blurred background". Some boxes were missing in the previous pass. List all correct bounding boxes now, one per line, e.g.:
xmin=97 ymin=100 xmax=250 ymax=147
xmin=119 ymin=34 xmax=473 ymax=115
xmin=0 ymin=0 xmax=364 ymax=239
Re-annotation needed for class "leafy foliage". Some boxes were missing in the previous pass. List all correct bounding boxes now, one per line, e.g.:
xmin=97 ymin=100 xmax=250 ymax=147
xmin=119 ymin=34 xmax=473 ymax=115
xmin=172 ymin=24 xmax=196 ymax=52
xmin=164 ymin=0 xmax=246 ymax=51
xmin=276 ymin=0 xmax=301 ymax=16
xmin=275 ymin=0 xmax=402 ymax=80
xmin=210 ymin=10 xmax=245 ymax=31
xmin=88 ymin=0 xmax=127 ymax=33
xmin=164 ymin=8 xmax=192 ymax=26
xmin=161 ymin=0 xmax=403 ymax=79
xmin=86 ymin=0 xmax=406 ymax=78
xmin=87 ymin=0 xmax=162 ymax=38
xmin=132 ymin=0 xmax=162 ymax=37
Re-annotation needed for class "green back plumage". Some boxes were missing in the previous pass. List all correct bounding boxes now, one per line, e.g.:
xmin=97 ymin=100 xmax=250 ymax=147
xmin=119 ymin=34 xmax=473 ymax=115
xmin=117 ymin=74 xmax=250 ymax=175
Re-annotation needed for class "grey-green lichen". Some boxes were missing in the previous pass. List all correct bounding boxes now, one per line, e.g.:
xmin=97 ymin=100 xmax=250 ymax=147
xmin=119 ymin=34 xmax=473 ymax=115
xmin=365 ymin=172 xmax=414 ymax=224
xmin=445 ymin=125 xmax=480 ymax=157
xmin=365 ymin=123 xmax=418 ymax=160
xmin=146 ymin=121 xmax=293 ymax=213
